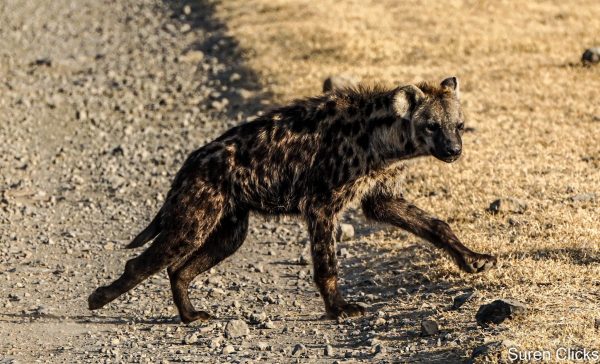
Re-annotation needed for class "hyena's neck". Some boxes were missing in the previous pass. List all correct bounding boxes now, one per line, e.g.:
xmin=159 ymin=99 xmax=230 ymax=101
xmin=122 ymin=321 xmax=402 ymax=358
xmin=366 ymin=106 xmax=422 ymax=166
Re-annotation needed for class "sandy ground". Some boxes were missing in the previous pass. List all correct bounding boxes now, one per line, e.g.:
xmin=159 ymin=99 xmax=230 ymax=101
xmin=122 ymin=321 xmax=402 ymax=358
xmin=0 ymin=0 xmax=598 ymax=363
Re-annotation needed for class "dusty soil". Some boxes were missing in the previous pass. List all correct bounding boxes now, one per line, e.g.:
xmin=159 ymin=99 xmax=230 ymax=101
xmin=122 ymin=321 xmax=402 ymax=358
xmin=0 ymin=0 xmax=598 ymax=363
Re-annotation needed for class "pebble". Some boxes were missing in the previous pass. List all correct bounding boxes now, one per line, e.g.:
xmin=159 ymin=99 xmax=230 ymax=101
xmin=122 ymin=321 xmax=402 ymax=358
xmin=225 ymin=319 xmax=250 ymax=338
xmin=582 ymin=47 xmax=600 ymax=64
xmin=209 ymin=337 xmax=222 ymax=349
xmin=222 ymin=345 xmax=235 ymax=355
xmin=256 ymin=342 xmax=269 ymax=351
xmin=336 ymin=223 xmax=355 ymax=241
xmin=373 ymin=317 xmax=386 ymax=326
xmin=262 ymin=319 xmax=276 ymax=329
xmin=180 ymin=50 xmax=205 ymax=63
xmin=471 ymin=340 xmax=517 ymax=361
xmin=453 ymin=291 xmax=477 ymax=309
xmin=373 ymin=343 xmax=386 ymax=357
xmin=476 ymin=299 xmax=528 ymax=327
xmin=420 ymin=319 xmax=439 ymax=336
xmin=570 ymin=193 xmax=596 ymax=202
xmin=487 ymin=198 xmax=527 ymax=214
xmin=183 ymin=333 xmax=198 ymax=345
xmin=322 ymin=75 xmax=359 ymax=93
xmin=292 ymin=343 xmax=306 ymax=357
xmin=249 ymin=311 xmax=267 ymax=324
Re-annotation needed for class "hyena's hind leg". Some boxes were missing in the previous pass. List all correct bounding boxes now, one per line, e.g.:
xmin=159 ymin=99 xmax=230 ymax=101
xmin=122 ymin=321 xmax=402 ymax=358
xmin=168 ymin=209 xmax=249 ymax=324
xmin=88 ymin=196 xmax=225 ymax=311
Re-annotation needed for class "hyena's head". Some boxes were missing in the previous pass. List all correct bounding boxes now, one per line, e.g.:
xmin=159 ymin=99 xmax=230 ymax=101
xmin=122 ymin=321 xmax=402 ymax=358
xmin=394 ymin=77 xmax=465 ymax=163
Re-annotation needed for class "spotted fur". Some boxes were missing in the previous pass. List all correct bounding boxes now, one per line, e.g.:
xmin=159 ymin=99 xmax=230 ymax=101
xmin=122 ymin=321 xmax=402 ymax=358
xmin=89 ymin=76 xmax=496 ymax=323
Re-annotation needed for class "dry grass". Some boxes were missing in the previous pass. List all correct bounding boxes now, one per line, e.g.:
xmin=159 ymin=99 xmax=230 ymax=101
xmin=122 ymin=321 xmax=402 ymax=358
xmin=215 ymin=0 xmax=600 ymax=358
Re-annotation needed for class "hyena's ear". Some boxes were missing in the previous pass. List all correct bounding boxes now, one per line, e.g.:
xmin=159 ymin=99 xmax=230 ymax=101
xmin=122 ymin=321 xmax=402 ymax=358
xmin=440 ymin=76 xmax=460 ymax=99
xmin=394 ymin=84 xmax=425 ymax=119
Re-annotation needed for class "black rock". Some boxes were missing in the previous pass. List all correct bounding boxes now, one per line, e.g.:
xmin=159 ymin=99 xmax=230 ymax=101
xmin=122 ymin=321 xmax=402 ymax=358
xmin=476 ymin=299 xmax=527 ymax=327
xmin=453 ymin=291 xmax=477 ymax=310
xmin=582 ymin=47 xmax=600 ymax=64
xmin=470 ymin=340 xmax=517 ymax=363
xmin=420 ymin=319 xmax=439 ymax=336
xmin=487 ymin=198 xmax=527 ymax=214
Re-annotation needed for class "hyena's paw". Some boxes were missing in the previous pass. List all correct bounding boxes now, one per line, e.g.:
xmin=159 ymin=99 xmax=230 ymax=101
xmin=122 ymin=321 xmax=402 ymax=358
xmin=88 ymin=287 xmax=113 ymax=310
xmin=326 ymin=302 xmax=366 ymax=320
xmin=459 ymin=253 xmax=497 ymax=273
xmin=181 ymin=310 xmax=213 ymax=324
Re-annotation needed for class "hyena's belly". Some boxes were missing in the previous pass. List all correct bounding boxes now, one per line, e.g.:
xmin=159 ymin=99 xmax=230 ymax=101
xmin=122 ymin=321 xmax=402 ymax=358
xmin=233 ymin=169 xmax=304 ymax=215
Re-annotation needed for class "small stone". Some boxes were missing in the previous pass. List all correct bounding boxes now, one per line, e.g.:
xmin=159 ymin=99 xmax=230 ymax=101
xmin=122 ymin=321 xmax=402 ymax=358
xmin=323 ymin=75 xmax=359 ymax=93
xmin=225 ymin=319 xmax=250 ymax=338
xmin=420 ymin=319 xmax=439 ymax=336
xmin=487 ymin=198 xmax=527 ymax=214
xmin=76 ymin=109 xmax=87 ymax=121
xmin=33 ymin=58 xmax=52 ymax=67
xmin=570 ymin=193 xmax=596 ymax=202
xmin=249 ymin=311 xmax=267 ymax=324
xmin=476 ymin=299 xmax=527 ymax=327
xmin=237 ymin=88 xmax=254 ymax=100
xmin=183 ymin=5 xmax=192 ymax=15
xmin=373 ymin=317 xmax=386 ymax=326
xmin=582 ymin=47 xmax=600 ymax=64
xmin=183 ymin=333 xmax=198 ymax=344
xmin=180 ymin=24 xmax=191 ymax=33
xmin=33 ymin=305 xmax=52 ymax=316
xmin=180 ymin=50 xmax=204 ymax=63
xmin=594 ymin=318 xmax=600 ymax=330
xmin=373 ymin=343 xmax=386 ymax=357
xmin=337 ymin=247 xmax=351 ymax=258
xmin=324 ymin=344 xmax=334 ymax=356
xmin=336 ymin=223 xmax=355 ymax=241
xmin=222 ymin=345 xmax=235 ymax=355
xmin=209 ymin=337 xmax=222 ymax=348
xmin=262 ymin=319 xmax=275 ymax=329
xmin=209 ymin=288 xmax=225 ymax=297
xmin=471 ymin=340 xmax=517 ymax=361
xmin=453 ymin=291 xmax=477 ymax=309
xmin=257 ymin=342 xmax=269 ymax=351
xmin=292 ymin=343 xmax=306 ymax=357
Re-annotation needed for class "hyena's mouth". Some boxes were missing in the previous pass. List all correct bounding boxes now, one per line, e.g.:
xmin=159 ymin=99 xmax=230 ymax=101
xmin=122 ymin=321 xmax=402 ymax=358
xmin=433 ymin=150 xmax=462 ymax=163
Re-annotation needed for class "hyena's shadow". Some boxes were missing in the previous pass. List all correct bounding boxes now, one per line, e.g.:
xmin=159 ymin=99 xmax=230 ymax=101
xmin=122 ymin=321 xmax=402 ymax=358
xmin=0 ymin=312 xmax=177 ymax=326
xmin=332 ymin=218 xmax=476 ymax=360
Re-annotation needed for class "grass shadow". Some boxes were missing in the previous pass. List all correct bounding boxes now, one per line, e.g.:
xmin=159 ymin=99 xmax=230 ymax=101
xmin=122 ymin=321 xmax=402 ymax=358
xmin=506 ymin=247 xmax=600 ymax=266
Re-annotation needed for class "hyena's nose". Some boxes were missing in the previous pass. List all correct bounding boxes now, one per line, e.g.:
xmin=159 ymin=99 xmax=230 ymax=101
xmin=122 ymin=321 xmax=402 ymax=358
xmin=445 ymin=144 xmax=462 ymax=156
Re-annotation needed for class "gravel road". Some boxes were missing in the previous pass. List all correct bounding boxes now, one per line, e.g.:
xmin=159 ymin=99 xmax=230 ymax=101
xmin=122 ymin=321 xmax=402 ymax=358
xmin=0 ymin=1 xmax=484 ymax=363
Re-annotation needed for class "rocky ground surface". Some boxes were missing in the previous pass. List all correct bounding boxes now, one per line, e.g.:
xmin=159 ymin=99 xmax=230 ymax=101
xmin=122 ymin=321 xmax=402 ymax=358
xmin=0 ymin=1 xmax=505 ymax=363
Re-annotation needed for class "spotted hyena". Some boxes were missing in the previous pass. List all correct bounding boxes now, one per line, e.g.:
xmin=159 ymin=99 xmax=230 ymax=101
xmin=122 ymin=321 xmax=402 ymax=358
xmin=89 ymin=76 xmax=496 ymax=323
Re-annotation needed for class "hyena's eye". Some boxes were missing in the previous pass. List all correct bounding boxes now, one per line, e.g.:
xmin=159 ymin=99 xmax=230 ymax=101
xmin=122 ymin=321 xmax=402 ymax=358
xmin=425 ymin=122 xmax=440 ymax=133
xmin=457 ymin=122 xmax=465 ymax=131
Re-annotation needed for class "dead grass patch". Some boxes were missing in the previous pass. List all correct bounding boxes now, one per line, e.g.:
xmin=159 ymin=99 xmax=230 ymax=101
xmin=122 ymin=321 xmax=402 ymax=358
xmin=215 ymin=0 xmax=600 ymax=356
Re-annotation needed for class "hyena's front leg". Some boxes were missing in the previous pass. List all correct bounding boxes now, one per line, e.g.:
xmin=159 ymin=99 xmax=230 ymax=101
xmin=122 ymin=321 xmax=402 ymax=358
xmin=305 ymin=209 xmax=366 ymax=319
xmin=362 ymin=194 xmax=496 ymax=273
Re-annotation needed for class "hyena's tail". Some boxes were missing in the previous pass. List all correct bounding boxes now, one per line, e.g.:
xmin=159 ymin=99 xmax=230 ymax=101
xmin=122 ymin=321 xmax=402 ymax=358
xmin=125 ymin=210 xmax=162 ymax=249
